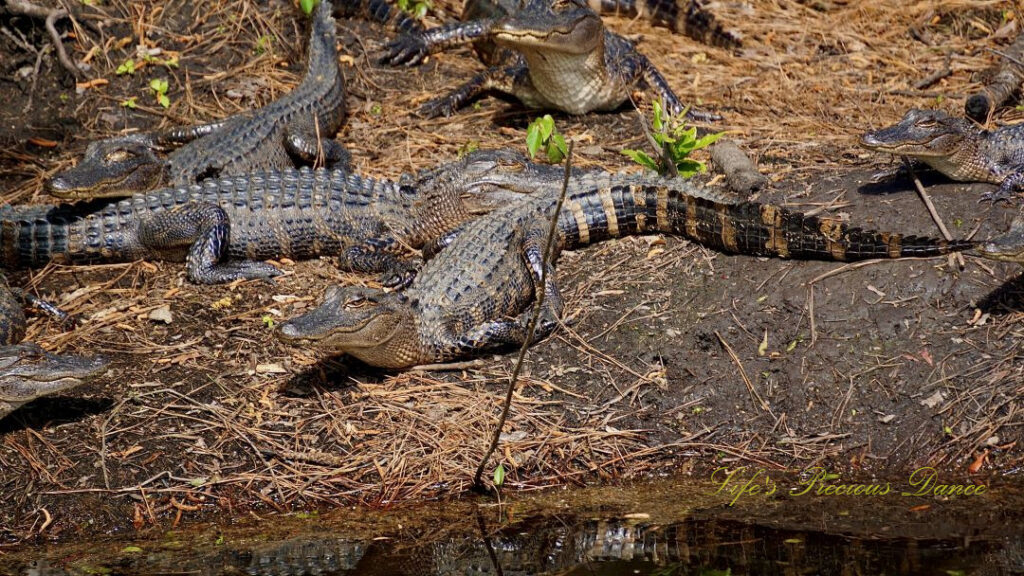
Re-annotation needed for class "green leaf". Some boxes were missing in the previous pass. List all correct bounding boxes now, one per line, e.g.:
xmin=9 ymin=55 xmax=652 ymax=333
xmin=538 ymin=114 xmax=554 ymax=141
xmin=621 ymin=149 xmax=660 ymax=172
xmin=120 ymin=546 xmax=143 ymax=554
xmin=300 ymin=0 xmax=317 ymax=14
xmin=676 ymin=158 xmax=705 ymax=178
xmin=526 ymin=125 xmax=543 ymax=159
xmin=120 ymin=97 xmax=137 ymax=109
xmin=149 ymin=78 xmax=168 ymax=94
xmin=652 ymin=100 xmax=664 ymax=132
xmin=493 ymin=463 xmax=505 ymax=487
xmin=547 ymin=132 xmax=567 ymax=163
xmin=158 ymin=93 xmax=170 ymax=108
xmin=693 ymin=130 xmax=726 ymax=150
xmin=116 ymin=59 xmax=135 ymax=75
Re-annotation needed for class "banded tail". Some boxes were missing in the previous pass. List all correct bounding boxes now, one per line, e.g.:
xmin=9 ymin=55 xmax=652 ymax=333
xmin=0 ymin=205 xmax=79 ymax=269
xmin=586 ymin=0 xmax=742 ymax=50
xmin=557 ymin=184 xmax=973 ymax=260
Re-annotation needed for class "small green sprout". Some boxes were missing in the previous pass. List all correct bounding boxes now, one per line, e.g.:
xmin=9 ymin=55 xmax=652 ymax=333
xmin=116 ymin=59 xmax=135 ymax=75
xmin=493 ymin=463 xmax=505 ymax=488
xmin=397 ymin=0 xmax=431 ymax=20
xmin=120 ymin=96 xmax=137 ymax=109
xmin=622 ymin=100 xmax=724 ymax=178
xmin=526 ymin=114 xmax=567 ymax=163
xmin=262 ymin=315 xmax=275 ymax=329
xmin=254 ymin=34 xmax=273 ymax=55
xmin=370 ymin=103 xmax=383 ymax=116
xmin=300 ymin=0 xmax=318 ymax=14
xmin=458 ymin=140 xmax=480 ymax=158
xmin=149 ymin=78 xmax=170 ymax=108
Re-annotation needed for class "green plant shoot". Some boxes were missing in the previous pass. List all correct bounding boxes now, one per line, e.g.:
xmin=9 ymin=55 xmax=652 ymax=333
xmin=526 ymin=114 xmax=567 ymax=163
xmin=300 ymin=0 xmax=318 ymax=14
xmin=149 ymin=78 xmax=170 ymax=108
xmin=622 ymin=100 xmax=724 ymax=178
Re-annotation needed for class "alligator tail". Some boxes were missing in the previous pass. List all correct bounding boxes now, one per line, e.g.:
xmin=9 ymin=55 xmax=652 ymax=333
xmin=586 ymin=0 xmax=742 ymax=50
xmin=558 ymin=184 xmax=973 ymax=260
xmin=0 ymin=206 xmax=74 ymax=268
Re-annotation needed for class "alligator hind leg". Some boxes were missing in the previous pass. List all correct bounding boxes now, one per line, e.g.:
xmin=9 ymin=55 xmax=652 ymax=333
xmin=137 ymin=203 xmax=282 ymax=284
xmin=419 ymin=64 xmax=526 ymax=118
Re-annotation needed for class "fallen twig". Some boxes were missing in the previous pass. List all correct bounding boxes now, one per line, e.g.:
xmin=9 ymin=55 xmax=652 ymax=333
xmin=5 ymin=0 xmax=84 ymax=79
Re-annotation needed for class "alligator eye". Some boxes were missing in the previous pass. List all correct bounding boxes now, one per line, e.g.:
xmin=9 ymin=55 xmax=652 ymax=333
xmin=343 ymin=296 xmax=369 ymax=309
xmin=915 ymin=120 xmax=937 ymax=128
xmin=104 ymin=149 xmax=133 ymax=163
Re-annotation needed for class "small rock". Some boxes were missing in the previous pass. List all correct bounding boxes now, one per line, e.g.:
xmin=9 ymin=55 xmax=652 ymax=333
xmin=148 ymin=305 xmax=173 ymax=324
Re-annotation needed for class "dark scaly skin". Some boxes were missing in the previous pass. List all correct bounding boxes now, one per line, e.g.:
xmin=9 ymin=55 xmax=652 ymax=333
xmin=859 ymin=109 xmax=1024 ymax=203
xmin=979 ymin=212 xmax=1024 ymax=264
xmin=279 ymin=172 xmax=974 ymax=369
xmin=375 ymin=0 xmax=723 ymax=118
xmin=584 ymin=0 xmax=741 ymax=49
xmin=0 ymin=283 xmax=108 ymax=420
xmin=47 ymin=0 xmax=348 ymax=199
xmin=2 ymin=151 xmax=531 ymax=285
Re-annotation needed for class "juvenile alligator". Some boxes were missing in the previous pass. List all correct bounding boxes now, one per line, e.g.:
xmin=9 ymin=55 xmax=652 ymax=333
xmin=279 ymin=171 xmax=973 ymax=369
xmin=373 ymin=0 xmax=734 ymax=117
xmin=859 ymin=108 xmax=1024 ymax=203
xmin=0 ymin=283 xmax=108 ymax=420
xmin=47 ymin=0 xmax=348 ymax=199
xmin=1 ymin=151 xmax=533 ymax=285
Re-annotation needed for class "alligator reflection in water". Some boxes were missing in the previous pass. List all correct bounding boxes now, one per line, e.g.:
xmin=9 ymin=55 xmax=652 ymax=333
xmin=18 ymin=515 xmax=1020 ymax=576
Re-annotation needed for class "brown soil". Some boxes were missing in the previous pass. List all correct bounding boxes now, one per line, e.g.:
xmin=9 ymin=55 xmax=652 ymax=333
xmin=0 ymin=0 xmax=1020 ymax=544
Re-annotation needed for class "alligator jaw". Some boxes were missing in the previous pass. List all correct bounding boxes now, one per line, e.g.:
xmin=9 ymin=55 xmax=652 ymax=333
xmin=46 ymin=138 xmax=168 ymax=199
xmin=0 ymin=343 xmax=108 ymax=419
xmin=492 ymin=7 xmax=603 ymax=54
xmin=978 ymin=215 xmax=1024 ymax=264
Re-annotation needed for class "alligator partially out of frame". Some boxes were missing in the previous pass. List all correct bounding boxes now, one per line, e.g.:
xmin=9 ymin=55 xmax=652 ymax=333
xmin=279 ymin=167 xmax=974 ymax=369
xmin=1 ymin=151 xmax=532 ymax=285
xmin=47 ymin=0 xmax=348 ymax=199
xmin=0 ymin=282 xmax=107 ymax=420
xmin=860 ymin=109 xmax=1024 ymax=204
xmin=373 ymin=0 xmax=737 ymax=118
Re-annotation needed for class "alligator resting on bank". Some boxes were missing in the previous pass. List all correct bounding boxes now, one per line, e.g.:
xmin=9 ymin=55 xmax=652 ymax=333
xmin=370 ymin=0 xmax=734 ymax=118
xmin=0 ymin=283 xmax=107 ymax=420
xmin=279 ymin=163 xmax=974 ymax=369
xmin=860 ymin=108 xmax=1024 ymax=204
xmin=47 ymin=0 xmax=348 ymax=199
xmin=0 ymin=151 xmax=537 ymax=285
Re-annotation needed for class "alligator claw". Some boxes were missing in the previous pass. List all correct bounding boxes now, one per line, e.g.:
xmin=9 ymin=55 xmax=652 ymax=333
xmin=380 ymin=35 xmax=429 ymax=67
xmin=979 ymin=188 xmax=1018 ymax=204
xmin=418 ymin=97 xmax=455 ymax=119
xmin=380 ymin=263 xmax=419 ymax=291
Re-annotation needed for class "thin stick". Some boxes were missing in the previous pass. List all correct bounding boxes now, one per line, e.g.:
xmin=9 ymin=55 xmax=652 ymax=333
xmin=472 ymin=141 xmax=574 ymax=491
xmin=902 ymin=157 xmax=965 ymax=268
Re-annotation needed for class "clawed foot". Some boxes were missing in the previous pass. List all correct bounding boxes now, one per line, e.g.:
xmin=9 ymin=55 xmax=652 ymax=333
xmin=418 ymin=97 xmax=455 ymax=119
xmin=380 ymin=262 xmax=420 ymax=291
xmin=979 ymin=188 xmax=1019 ymax=204
xmin=380 ymin=34 xmax=429 ymax=66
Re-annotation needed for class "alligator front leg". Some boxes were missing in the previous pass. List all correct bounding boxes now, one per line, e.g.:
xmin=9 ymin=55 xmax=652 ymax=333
xmin=419 ymin=64 xmax=525 ymax=118
xmin=381 ymin=19 xmax=497 ymax=66
xmin=137 ymin=203 xmax=282 ymax=284
xmin=338 ymin=243 xmax=422 ymax=290
xmin=981 ymin=170 xmax=1024 ymax=203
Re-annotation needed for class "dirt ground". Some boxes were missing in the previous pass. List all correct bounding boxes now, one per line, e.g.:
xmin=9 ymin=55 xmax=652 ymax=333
xmin=0 ymin=0 xmax=1021 ymax=543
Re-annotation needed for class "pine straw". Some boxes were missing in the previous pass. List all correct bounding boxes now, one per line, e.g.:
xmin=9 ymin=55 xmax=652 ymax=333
xmin=0 ymin=0 xmax=1022 ymax=540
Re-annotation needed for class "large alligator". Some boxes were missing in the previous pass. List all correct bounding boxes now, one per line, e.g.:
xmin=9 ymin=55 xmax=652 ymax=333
xmin=279 ymin=169 xmax=974 ymax=369
xmin=0 ymin=282 xmax=108 ymax=420
xmin=0 ymin=151 xmax=534 ymax=285
xmin=859 ymin=108 xmax=1024 ymax=204
xmin=47 ymin=0 xmax=348 ymax=199
xmin=373 ymin=0 xmax=735 ymax=118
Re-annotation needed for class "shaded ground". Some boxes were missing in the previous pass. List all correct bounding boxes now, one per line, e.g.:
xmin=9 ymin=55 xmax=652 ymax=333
xmin=0 ymin=0 xmax=1021 ymax=544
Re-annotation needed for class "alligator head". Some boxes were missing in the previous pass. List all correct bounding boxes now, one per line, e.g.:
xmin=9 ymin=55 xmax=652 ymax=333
xmin=978 ymin=214 xmax=1024 ymax=264
xmin=492 ymin=0 xmax=604 ymax=55
xmin=859 ymin=109 xmax=988 ymax=180
xmin=0 ymin=343 xmax=109 ymax=419
xmin=277 ymin=285 xmax=420 ymax=369
xmin=47 ymin=136 xmax=168 ymax=199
